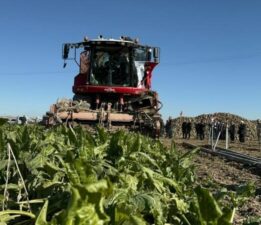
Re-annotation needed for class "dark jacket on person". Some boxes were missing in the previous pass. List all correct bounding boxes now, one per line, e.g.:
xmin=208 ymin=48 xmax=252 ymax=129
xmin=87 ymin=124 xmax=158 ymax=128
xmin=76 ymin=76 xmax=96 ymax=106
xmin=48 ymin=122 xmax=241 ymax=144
xmin=165 ymin=119 xmax=174 ymax=138
xmin=198 ymin=122 xmax=205 ymax=140
xmin=182 ymin=122 xmax=187 ymax=138
xmin=238 ymin=123 xmax=246 ymax=142
xmin=229 ymin=124 xmax=236 ymax=141
xmin=186 ymin=122 xmax=192 ymax=139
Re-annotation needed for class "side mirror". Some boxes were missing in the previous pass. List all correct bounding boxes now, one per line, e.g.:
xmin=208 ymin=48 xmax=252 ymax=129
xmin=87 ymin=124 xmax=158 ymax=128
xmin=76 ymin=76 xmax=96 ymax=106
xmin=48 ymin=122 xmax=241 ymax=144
xmin=63 ymin=44 xmax=70 ymax=59
xmin=153 ymin=48 xmax=159 ymax=62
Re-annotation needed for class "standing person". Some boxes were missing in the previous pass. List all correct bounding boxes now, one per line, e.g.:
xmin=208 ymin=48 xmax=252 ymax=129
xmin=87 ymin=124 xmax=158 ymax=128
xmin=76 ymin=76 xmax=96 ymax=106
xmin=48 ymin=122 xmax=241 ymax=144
xmin=213 ymin=120 xmax=219 ymax=140
xmin=198 ymin=120 xmax=205 ymax=140
xmin=195 ymin=122 xmax=200 ymax=139
xmin=238 ymin=121 xmax=246 ymax=143
xmin=229 ymin=122 xmax=236 ymax=142
xmin=182 ymin=120 xmax=187 ymax=139
xmin=256 ymin=119 xmax=261 ymax=149
xmin=220 ymin=122 xmax=226 ymax=140
xmin=165 ymin=117 xmax=174 ymax=138
xmin=186 ymin=119 xmax=192 ymax=139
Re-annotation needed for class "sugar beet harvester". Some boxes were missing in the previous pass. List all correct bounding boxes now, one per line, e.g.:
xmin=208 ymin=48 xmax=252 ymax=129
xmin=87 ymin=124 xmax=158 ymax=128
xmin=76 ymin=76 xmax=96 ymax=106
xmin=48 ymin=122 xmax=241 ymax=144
xmin=44 ymin=36 xmax=163 ymax=137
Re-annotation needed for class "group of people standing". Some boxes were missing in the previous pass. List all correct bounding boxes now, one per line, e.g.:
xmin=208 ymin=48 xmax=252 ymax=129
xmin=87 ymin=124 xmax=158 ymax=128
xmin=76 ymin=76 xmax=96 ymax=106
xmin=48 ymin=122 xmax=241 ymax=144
xmin=181 ymin=119 xmax=207 ymax=140
xmin=229 ymin=121 xmax=247 ymax=143
xmin=211 ymin=120 xmax=246 ymax=143
xmin=182 ymin=120 xmax=192 ymax=139
xmin=195 ymin=121 xmax=206 ymax=140
xmin=164 ymin=117 xmax=259 ymax=144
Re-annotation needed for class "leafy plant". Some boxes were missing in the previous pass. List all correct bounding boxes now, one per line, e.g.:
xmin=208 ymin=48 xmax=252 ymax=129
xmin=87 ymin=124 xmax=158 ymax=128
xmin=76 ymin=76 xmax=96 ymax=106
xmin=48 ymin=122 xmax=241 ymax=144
xmin=0 ymin=124 xmax=238 ymax=224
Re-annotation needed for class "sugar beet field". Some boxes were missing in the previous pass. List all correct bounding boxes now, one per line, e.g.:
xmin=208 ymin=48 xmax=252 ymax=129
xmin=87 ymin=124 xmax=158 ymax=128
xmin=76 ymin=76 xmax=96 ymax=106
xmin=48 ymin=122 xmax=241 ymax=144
xmin=0 ymin=122 xmax=260 ymax=225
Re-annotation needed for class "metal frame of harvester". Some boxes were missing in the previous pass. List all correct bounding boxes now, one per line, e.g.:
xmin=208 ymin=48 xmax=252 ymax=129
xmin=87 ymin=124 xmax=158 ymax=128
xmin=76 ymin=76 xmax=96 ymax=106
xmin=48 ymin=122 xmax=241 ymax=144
xmin=44 ymin=35 xmax=163 ymax=137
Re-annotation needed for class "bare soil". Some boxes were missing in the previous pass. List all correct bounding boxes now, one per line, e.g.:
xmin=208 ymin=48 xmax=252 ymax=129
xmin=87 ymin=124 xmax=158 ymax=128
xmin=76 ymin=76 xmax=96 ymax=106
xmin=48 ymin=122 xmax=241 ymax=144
xmin=161 ymin=137 xmax=261 ymax=225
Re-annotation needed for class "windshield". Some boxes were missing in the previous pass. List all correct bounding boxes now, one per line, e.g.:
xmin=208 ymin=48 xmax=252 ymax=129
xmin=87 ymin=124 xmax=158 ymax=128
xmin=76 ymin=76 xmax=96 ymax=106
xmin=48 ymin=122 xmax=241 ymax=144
xmin=90 ymin=46 xmax=132 ymax=86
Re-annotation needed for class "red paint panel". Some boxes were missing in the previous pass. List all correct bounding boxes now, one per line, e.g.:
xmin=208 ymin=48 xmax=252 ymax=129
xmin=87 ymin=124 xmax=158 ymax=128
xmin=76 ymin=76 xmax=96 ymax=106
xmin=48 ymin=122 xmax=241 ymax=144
xmin=73 ymin=85 xmax=147 ymax=95
xmin=74 ymin=73 xmax=87 ymax=86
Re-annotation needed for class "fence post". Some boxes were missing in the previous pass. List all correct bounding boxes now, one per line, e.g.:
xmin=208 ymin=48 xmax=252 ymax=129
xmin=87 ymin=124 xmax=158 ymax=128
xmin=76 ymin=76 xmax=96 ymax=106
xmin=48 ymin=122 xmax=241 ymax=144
xmin=225 ymin=123 xmax=229 ymax=149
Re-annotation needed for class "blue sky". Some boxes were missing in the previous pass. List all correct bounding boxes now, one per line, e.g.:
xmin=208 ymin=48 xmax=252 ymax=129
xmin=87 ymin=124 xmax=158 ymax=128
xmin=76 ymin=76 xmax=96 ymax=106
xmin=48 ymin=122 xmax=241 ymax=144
xmin=0 ymin=0 xmax=260 ymax=120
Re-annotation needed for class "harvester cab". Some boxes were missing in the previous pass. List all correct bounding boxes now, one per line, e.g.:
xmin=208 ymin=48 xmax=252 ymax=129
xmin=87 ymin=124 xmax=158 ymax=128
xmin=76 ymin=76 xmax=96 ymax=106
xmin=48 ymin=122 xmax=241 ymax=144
xmin=45 ymin=35 xmax=163 ymax=137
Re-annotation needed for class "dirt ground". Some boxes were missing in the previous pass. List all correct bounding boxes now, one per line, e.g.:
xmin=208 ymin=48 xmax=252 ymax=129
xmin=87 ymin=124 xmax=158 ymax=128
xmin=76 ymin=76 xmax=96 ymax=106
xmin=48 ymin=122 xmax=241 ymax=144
xmin=161 ymin=137 xmax=261 ymax=224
